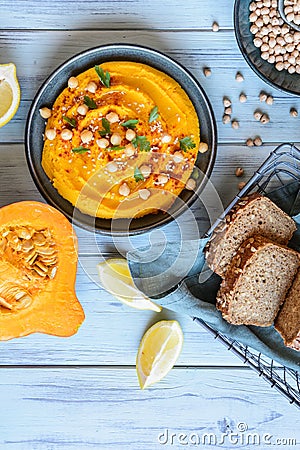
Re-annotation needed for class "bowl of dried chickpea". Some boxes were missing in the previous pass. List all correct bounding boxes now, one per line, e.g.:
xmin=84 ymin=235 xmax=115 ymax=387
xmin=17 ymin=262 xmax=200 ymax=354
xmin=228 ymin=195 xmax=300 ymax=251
xmin=234 ymin=0 xmax=300 ymax=95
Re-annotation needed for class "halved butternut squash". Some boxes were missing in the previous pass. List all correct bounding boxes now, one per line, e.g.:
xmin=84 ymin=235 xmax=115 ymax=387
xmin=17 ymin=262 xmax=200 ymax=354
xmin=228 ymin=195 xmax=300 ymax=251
xmin=0 ymin=201 xmax=84 ymax=340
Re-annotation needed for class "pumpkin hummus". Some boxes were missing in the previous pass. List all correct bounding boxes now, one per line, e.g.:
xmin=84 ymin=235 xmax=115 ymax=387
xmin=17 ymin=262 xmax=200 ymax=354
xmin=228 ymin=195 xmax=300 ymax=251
xmin=41 ymin=61 xmax=205 ymax=219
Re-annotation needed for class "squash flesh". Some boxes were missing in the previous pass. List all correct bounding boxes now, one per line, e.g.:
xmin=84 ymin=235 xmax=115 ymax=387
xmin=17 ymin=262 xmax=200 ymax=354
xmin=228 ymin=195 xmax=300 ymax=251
xmin=0 ymin=201 xmax=85 ymax=340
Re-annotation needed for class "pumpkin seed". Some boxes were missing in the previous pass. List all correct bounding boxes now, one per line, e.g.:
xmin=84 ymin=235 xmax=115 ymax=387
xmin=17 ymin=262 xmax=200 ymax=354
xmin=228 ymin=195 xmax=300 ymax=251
xmin=0 ymin=296 xmax=12 ymax=309
xmin=15 ymin=291 xmax=28 ymax=300
xmin=22 ymin=239 xmax=34 ymax=252
xmin=32 ymin=233 xmax=47 ymax=246
xmin=35 ymin=261 xmax=48 ymax=273
xmin=15 ymin=295 xmax=32 ymax=309
xmin=50 ymin=266 xmax=57 ymax=279
xmin=36 ymin=246 xmax=56 ymax=256
xmin=0 ymin=237 xmax=7 ymax=252
xmin=17 ymin=227 xmax=32 ymax=240
xmin=33 ymin=265 xmax=47 ymax=277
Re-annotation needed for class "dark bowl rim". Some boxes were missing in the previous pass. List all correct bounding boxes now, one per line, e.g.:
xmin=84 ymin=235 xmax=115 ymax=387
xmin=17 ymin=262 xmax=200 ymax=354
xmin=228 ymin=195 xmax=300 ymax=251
xmin=25 ymin=43 xmax=217 ymax=235
xmin=234 ymin=0 xmax=299 ymax=97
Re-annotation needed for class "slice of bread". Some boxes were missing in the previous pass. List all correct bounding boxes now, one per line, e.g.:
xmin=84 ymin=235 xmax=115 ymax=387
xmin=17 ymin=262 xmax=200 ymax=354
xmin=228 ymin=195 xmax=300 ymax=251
xmin=205 ymin=193 xmax=296 ymax=278
xmin=275 ymin=271 xmax=300 ymax=351
xmin=216 ymin=235 xmax=300 ymax=326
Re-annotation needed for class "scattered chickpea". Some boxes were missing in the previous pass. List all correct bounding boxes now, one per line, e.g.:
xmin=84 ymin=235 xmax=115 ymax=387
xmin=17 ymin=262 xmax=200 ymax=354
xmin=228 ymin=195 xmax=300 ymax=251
xmin=77 ymin=104 xmax=89 ymax=115
xmin=199 ymin=142 xmax=209 ymax=153
xmin=246 ymin=138 xmax=254 ymax=147
xmin=107 ymin=162 xmax=118 ymax=173
xmin=238 ymin=181 xmax=246 ymax=190
xmin=140 ymin=165 xmax=152 ymax=178
xmin=61 ymin=129 xmax=73 ymax=141
xmin=239 ymin=93 xmax=247 ymax=103
xmin=125 ymin=129 xmax=136 ymax=141
xmin=81 ymin=130 xmax=93 ymax=144
xmin=86 ymin=81 xmax=97 ymax=94
xmin=235 ymin=167 xmax=244 ymax=177
xmin=222 ymin=114 xmax=231 ymax=124
xmin=254 ymin=110 xmax=263 ymax=121
xmin=235 ymin=72 xmax=244 ymax=82
xmin=106 ymin=112 xmax=119 ymax=123
xmin=259 ymin=91 xmax=268 ymax=102
xmin=124 ymin=144 xmax=135 ymax=157
xmin=231 ymin=119 xmax=239 ymax=129
xmin=45 ymin=129 xmax=56 ymax=140
xmin=119 ymin=183 xmax=131 ymax=197
xmin=39 ymin=107 xmax=52 ymax=119
xmin=110 ymin=133 xmax=122 ymax=146
xmin=96 ymin=138 xmax=109 ymax=149
xmin=173 ymin=151 xmax=184 ymax=163
xmin=203 ymin=67 xmax=212 ymax=77
xmin=260 ymin=113 xmax=270 ymax=124
xmin=68 ymin=77 xmax=78 ymax=89
xmin=254 ymin=136 xmax=263 ymax=146
xmin=212 ymin=21 xmax=219 ymax=32
xmin=290 ymin=107 xmax=298 ymax=117
xmin=266 ymin=95 xmax=274 ymax=105
xmin=161 ymin=133 xmax=172 ymax=144
xmin=224 ymin=106 xmax=232 ymax=115
xmin=139 ymin=189 xmax=151 ymax=200
xmin=157 ymin=174 xmax=169 ymax=185
xmin=186 ymin=178 xmax=197 ymax=191
xmin=223 ymin=97 xmax=232 ymax=108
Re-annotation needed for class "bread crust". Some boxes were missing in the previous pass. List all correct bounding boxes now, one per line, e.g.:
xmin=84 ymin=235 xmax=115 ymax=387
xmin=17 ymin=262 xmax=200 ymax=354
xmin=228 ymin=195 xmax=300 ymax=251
xmin=216 ymin=235 xmax=300 ymax=326
xmin=275 ymin=272 xmax=300 ymax=351
xmin=205 ymin=193 xmax=296 ymax=278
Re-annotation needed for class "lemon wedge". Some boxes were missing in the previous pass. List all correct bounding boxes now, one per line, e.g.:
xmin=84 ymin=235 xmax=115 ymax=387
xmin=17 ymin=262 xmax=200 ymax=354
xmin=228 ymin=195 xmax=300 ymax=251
xmin=136 ymin=320 xmax=183 ymax=389
xmin=97 ymin=258 xmax=162 ymax=312
xmin=0 ymin=63 xmax=21 ymax=128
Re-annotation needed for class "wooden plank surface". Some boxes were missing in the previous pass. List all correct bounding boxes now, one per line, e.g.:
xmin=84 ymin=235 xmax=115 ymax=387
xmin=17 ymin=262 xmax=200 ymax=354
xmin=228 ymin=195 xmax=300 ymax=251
xmin=1 ymin=30 xmax=300 ymax=145
xmin=1 ymin=0 xmax=300 ymax=446
xmin=0 ymin=368 xmax=299 ymax=450
xmin=2 ymin=0 xmax=234 ymax=30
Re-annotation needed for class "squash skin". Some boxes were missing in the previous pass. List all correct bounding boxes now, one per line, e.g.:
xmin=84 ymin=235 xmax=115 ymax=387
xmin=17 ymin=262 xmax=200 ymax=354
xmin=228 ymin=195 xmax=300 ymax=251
xmin=0 ymin=201 xmax=85 ymax=340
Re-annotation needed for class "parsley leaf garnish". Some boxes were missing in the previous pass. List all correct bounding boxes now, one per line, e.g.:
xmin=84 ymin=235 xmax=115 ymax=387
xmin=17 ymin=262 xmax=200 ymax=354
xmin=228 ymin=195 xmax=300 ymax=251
xmin=179 ymin=136 xmax=196 ymax=152
xmin=95 ymin=65 xmax=110 ymax=88
xmin=108 ymin=146 xmax=125 ymax=151
xmin=72 ymin=146 xmax=89 ymax=154
xmin=134 ymin=167 xmax=145 ymax=182
xmin=121 ymin=119 xmax=139 ymax=129
xmin=149 ymin=106 xmax=159 ymax=123
xmin=84 ymin=95 xmax=97 ymax=110
xmin=99 ymin=118 xmax=111 ymax=136
xmin=132 ymin=135 xmax=151 ymax=152
xmin=63 ymin=116 xmax=77 ymax=128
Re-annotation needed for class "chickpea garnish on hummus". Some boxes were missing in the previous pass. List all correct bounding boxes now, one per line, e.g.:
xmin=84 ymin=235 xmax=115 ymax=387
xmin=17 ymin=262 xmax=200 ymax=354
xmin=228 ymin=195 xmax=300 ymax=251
xmin=41 ymin=61 xmax=207 ymax=219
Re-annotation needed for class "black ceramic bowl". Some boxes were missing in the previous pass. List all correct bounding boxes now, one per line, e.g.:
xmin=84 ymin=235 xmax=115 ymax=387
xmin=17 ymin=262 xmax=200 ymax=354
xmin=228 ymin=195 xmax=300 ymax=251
xmin=234 ymin=0 xmax=300 ymax=95
xmin=25 ymin=44 xmax=217 ymax=235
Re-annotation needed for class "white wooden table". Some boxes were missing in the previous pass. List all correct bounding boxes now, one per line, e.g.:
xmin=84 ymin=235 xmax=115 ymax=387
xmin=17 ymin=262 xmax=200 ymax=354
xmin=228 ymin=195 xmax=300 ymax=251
xmin=1 ymin=1 xmax=300 ymax=448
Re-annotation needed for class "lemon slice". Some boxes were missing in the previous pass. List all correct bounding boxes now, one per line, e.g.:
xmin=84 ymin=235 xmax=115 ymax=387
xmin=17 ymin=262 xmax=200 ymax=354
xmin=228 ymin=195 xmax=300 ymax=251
xmin=97 ymin=258 xmax=162 ymax=312
xmin=0 ymin=63 xmax=21 ymax=128
xmin=136 ymin=320 xmax=183 ymax=389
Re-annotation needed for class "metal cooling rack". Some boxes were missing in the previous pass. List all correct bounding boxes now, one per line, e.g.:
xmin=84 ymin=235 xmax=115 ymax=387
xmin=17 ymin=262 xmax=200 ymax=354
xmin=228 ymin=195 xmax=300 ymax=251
xmin=197 ymin=143 xmax=300 ymax=409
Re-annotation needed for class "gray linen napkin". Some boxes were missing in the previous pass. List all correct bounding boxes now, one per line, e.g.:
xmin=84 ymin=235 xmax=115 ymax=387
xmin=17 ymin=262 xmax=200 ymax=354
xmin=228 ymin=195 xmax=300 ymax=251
xmin=128 ymin=183 xmax=300 ymax=372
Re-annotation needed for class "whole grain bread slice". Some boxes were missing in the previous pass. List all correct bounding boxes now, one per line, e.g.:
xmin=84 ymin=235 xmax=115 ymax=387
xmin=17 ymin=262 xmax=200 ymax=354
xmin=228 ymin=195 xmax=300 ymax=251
xmin=275 ymin=270 xmax=300 ymax=351
xmin=216 ymin=235 xmax=300 ymax=326
xmin=205 ymin=193 xmax=296 ymax=278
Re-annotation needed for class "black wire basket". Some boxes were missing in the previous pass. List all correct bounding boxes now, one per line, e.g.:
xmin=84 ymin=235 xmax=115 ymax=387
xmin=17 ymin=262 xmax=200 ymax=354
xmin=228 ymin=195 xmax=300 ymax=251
xmin=195 ymin=143 xmax=300 ymax=409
